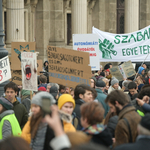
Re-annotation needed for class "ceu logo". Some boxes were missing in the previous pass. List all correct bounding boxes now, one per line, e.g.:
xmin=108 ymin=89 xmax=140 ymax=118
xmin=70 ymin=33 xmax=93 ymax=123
xmin=14 ymin=45 xmax=35 ymax=61
xmin=99 ymin=39 xmax=117 ymax=59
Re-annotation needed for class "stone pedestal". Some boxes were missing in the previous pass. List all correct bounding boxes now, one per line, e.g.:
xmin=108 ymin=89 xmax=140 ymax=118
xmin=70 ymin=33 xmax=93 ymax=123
xmin=125 ymin=0 xmax=139 ymax=33
xmin=71 ymin=0 xmax=87 ymax=34
xmin=6 ymin=0 xmax=25 ymax=48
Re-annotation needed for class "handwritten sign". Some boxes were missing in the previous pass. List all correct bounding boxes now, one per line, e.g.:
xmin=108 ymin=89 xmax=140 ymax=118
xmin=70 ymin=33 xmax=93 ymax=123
xmin=47 ymin=46 xmax=91 ymax=88
xmin=11 ymin=42 xmax=36 ymax=70
xmin=10 ymin=70 xmax=22 ymax=85
xmin=21 ymin=52 xmax=37 ymax=91
xmin=109 ymin=66 xmax=123 ymax=81
xmin=37 ymin=60 xmax=43 ymax=75
xmin=121 ymin=61 xmax=136 ymax=78
xmin=0 ymin=56 xmax=11 ymax=84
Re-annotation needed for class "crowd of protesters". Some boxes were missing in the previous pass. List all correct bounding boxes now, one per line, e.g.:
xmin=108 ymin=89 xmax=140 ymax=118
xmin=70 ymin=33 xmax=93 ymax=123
xmin=0 ymin=61 xmax=150 ymax=150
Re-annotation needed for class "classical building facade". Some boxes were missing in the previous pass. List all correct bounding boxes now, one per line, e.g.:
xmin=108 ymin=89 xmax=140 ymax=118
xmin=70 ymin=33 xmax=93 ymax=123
xmin=2 ymin=0 xmax=150 ymax=61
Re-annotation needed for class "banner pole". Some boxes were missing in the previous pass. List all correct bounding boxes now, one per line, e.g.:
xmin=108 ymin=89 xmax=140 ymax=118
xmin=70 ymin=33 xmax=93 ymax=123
xmin=134 ymin=52 xmax=150 ymax=80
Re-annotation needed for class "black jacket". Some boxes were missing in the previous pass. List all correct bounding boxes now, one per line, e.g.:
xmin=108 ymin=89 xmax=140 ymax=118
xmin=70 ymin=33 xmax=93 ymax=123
xmin=107 ymin=116 xmax=118 ymax=138
xmin=73 ymin=99 xmax=85 ymax=130
xmin=13 ymin=100 xmax=28 ymax=129
xmin=114 ymin=137 xmax=150 ymax=150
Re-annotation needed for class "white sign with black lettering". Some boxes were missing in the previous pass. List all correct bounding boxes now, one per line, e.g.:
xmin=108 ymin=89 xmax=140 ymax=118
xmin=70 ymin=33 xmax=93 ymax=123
xmin=0 ymin=56 xmax=11 ymax=84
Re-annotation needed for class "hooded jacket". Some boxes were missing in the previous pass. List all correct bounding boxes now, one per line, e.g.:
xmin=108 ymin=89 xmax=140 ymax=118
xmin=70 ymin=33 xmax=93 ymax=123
xmin=138 ymin=67 xmax=145 ymax=75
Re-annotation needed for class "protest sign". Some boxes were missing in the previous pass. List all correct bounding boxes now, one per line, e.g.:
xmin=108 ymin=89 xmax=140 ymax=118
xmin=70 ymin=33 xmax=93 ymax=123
xmin=121 ymin=61 xmax=136 ymax=78
xmin=0 ymin=56 xmax=11 ymax=84
xmin=109 ymin=66 xmax=123 ymax=81
xmin=73 ymin=34 xmax=100 ymax=70
xmin=10 ymin=70 xmax=22 ymax=85
xmin=92 ymin=26 xmax=150 ymax=62
xmin=37 ymin=60 xmax=43 ymax=75
xmin=47 ymin=46 xmax=91 ymax=88
xmin=21 ymin=52 xmax=37 ymax=91
xmin=11 ymin=42 xmax=36 ymax=70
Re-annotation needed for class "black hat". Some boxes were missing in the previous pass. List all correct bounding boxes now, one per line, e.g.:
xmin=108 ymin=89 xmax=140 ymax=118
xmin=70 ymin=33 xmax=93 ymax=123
xmin=140 ymin=113 xmax=150 ymax=131
xmin=0 ymin=97 xmax=13 ymax=110
xmin=96 ymin=80 xmax=106 ymax=88
xmin=50 ymin=86 xmax=58 ymax=98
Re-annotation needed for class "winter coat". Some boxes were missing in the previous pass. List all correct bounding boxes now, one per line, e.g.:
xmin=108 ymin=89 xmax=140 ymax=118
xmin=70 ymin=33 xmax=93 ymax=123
xmin=138 ymin=67 xmax=145 ymax=75
xmin=114 ymin=136 xmax=150 ymax=150
xmin=13 ymin=99 xmax=28 ymax=129
xmin=104 ymin=110 xmax=117 ymax=125
xmin=108 ymin=86 xmax=121 ymax=94
xmin=38 ymin=83 xmax=47 ymax=89
xmin=22 ymin=97 xmax=31 ymax=114
xmin=83 ymin=124 xmax=113 ymax=147
xmin=21 ymin=120 xmax=31 ymax=144
xmin=95 ymin=88 xmax=109 ymax=117
xmin=73 ymin=99 xmax=85 ymax=130
xmin=63 ymin=121 xmax=76 ymax=133
xmin=131 ymin=99 xmax=146 ymax=115
xmin=107 ymin=116 xmax=118 ymax=138
xmin=114 ymin=105 xmax=141 ymax=148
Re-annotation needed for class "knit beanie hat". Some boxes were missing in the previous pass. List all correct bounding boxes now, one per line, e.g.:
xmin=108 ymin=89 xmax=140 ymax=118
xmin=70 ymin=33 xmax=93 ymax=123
xmin=140 ymin=113 xmax=150 ymax=131
xmin=21 ymin=89 xmax=31 ymax=96
xmin=0 ymin=97 xmax=13 ymax=110
xmin=111 ymin=78 xmax=119 ymax=86
xmin=31 ymin=92 xmax=56 ymax=107
xmin=58 ymin=94 xmax=75 ymax=110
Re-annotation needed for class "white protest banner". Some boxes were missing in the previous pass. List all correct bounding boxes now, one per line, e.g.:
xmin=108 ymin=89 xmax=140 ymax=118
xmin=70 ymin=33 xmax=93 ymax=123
xmin=21 ymin=52 xmax=37 ymax=91
xmin=92 ymin=26 xmax=150 ymax=62
xmin=0 ymin=56 xmax=11 ymax=84
xmin=73 ymin=34 xmax=100 ymax=70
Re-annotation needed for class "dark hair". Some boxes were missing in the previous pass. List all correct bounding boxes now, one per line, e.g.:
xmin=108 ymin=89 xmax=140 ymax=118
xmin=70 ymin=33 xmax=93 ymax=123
xmin=80 ymin=102 xmax=104 ymax=125
xmin=74 ymin=84 xmax=93 ymax=100
xmin=39 ymin=74 xmax=47 ymax=83
xmin=128 ymin=82 xmax=137 ymax=90
xmin=4 ymin=82 xmax=18 ymax=93
xmin=0 ymin=137 xmax=31 ymax=150
xmin=92 ymin=88 xmax=97 ymax=99
xmin=137 ymin=85 xmax=150 ymax=99
xmin=105 ymin=90 xmax=130 ymax=106
xmin=59 ymin=84 xmax=66 ymax=92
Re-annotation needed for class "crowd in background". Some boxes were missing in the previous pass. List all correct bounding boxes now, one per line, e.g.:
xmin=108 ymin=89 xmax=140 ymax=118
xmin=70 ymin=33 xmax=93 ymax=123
xmin=0 ymin=61 xmax=150 ymax=150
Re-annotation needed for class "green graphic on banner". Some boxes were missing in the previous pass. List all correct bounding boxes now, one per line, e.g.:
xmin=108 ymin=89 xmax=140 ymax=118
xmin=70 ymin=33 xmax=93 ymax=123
xmin=99 ymin=39 xmax=117 ymax=59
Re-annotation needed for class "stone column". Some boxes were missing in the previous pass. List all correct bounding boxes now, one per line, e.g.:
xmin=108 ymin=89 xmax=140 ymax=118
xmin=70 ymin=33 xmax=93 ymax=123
xmin=125 ymin=0 xmax=139 ymax=33
xmin=6 ymin=0 xmax=25 ymax=47
xmin=71 ymin=0 xmax=87 ymax=34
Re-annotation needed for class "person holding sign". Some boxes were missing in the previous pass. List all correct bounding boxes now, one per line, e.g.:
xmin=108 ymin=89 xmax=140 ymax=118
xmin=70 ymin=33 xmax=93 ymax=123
xmin=0 ymin=97 xmax=21 ymax=140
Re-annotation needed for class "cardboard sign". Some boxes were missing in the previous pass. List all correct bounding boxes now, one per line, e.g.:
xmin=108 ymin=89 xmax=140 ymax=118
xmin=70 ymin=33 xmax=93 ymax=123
xmin=47 ymin=46 xmax=91 ymax=88
xmin=37 ymin=60 xmax=43 ymax=75
xmin=10 ymin=70 xmax=22 ymax=85
xmin=0 ymin=56 xmax=11 ymax=84
xmin=121 ymin=61 xmax=136 ymax=78
xmin=109 ymin=66 xmax=123 ymax=81
xmin=11 ymin=42 xmax=36 ymax=70
xmin=73 ymin=34 xmax=100 ymax=71
xmin=21 ymin=52 xmax=37 ymax=91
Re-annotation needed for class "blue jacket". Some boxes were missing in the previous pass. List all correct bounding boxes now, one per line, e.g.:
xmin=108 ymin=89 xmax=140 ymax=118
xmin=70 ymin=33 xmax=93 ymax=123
xmin=138 ymin=67 xmax=145 ymax=75
xmin=95 ymin=88 xmax=110 ymax=117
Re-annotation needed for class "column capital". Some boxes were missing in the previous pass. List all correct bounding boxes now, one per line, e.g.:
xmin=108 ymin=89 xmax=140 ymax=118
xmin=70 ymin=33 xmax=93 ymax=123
xmin=24 ymin=0 xmax=30 ymax=5
xmin=64 ymin=0 xmax=71 ymax=9
xmin=31 ymin=0 xmax=38 ymax=13
xmin=2 ymin=0 xmax=6 ymax=8
xmin=88 ymin=0 xmax=97 ymax=14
